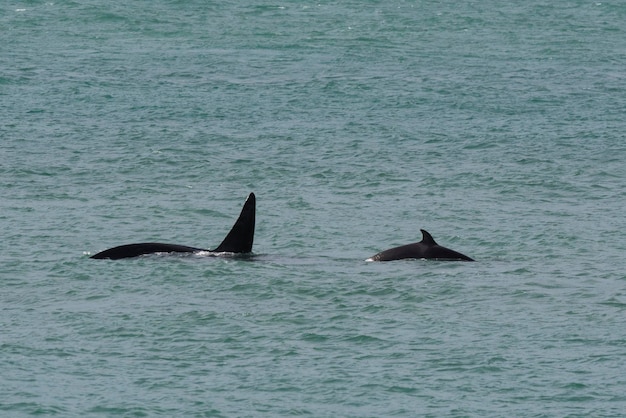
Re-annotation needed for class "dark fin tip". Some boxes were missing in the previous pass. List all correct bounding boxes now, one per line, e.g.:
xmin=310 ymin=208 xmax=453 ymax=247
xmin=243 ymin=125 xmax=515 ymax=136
xmin=420 ymin=229 xmax=437 ymax=245
xmin=212 ymin=192 xmax=256 ymax=253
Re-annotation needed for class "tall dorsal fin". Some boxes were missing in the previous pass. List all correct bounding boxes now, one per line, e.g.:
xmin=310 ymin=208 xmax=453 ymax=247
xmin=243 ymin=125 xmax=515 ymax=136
xmin=213 ymin=193 xmax=255 ymax=253
xmin=420 ymin=229 xmax=438 ymax=245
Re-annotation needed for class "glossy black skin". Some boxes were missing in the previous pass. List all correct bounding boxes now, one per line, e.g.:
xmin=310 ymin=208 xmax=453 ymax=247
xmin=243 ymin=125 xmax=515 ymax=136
xmin=368 ymin=229 xmax=474 ymax=262
xmin=91 ymin=193 xmax=255 ymax=260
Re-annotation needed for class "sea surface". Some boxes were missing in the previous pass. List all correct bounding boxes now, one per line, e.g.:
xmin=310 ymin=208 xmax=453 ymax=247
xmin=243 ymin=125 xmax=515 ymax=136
xmin=2 ymin=1 xmax=626 ymax=416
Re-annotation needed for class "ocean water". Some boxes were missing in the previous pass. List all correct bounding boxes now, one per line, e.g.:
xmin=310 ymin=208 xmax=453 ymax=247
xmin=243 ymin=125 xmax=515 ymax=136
xmin=2 ymin=0 xmax=626 ymax=416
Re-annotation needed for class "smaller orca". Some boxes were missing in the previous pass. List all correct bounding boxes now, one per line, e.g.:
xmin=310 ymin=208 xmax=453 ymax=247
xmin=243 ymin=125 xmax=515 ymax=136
xmin=367 ymin=229 xmax=474 ymax=262
xmin=91 ymin=193 xmax=255 ymax=260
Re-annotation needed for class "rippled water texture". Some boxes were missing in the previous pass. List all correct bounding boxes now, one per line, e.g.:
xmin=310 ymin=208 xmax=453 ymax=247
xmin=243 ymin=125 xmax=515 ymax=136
xmin=2 ymin=1 xmax=626 ymax=416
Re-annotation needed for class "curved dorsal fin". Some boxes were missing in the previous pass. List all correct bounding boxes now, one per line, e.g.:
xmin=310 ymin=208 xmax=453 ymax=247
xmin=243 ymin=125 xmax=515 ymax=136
xmin=420 ymin=229 xmax=438 ymax=245
xmin=213 ymin=193 xmax=256 ymax=253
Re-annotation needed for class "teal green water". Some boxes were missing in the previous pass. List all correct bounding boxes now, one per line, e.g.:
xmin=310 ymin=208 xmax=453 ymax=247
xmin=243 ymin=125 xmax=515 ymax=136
xmin=2 ymin=1 xmax=626 ymax=416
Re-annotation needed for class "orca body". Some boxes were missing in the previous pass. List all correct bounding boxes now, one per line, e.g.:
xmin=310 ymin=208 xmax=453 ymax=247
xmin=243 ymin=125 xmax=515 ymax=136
xmin=91 ymin=193 xmax=255 ymax=260
xmin=367 ymin=229 xmax=474 ymax=262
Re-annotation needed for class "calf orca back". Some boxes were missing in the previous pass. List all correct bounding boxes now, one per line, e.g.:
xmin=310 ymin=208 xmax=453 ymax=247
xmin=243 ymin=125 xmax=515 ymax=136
xmin=367 ymin=229 xmax=474 ymax=262
xmin=91 ymin=193 xmax=255 ymax=260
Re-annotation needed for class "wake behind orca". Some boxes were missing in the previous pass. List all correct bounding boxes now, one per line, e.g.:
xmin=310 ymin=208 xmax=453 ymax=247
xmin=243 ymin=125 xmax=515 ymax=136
xmin=367 ymin=229 xmax=474 ymax=262
xmin=91 ymin=193 xmax=255 ymax=260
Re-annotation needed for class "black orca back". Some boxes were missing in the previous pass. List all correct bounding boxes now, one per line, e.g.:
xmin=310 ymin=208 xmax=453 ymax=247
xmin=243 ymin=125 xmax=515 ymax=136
xmin=91 ymin=193 xmax=256 ymax=260
xmin=90 ymin=243 xmax=204 ymax=260
xmin=368 ymin=229 xmax=474 ymax=262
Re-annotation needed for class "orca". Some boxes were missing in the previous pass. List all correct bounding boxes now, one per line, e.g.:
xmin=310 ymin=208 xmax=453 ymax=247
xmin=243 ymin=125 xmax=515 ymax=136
xmin=91 ymin=193 xmax=255 ymax=260
xmin=367 ymin=229 xmax=474 ymax=262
